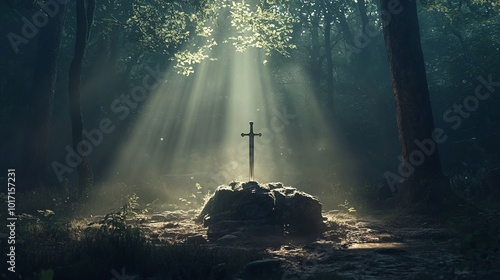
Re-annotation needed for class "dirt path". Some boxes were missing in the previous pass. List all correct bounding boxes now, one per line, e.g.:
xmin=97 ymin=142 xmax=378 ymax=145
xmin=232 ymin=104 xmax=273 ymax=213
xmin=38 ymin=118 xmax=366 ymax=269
xmin=107 ymin=209 xmax=500 ymax=279
xmin=270 ymin=211 xmax=483 ymax=279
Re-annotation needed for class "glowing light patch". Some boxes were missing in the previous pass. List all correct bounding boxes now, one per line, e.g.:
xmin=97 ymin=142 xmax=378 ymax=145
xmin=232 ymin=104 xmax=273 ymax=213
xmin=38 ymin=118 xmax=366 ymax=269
xmin=96 ymin=26 xmax=355 ymax=208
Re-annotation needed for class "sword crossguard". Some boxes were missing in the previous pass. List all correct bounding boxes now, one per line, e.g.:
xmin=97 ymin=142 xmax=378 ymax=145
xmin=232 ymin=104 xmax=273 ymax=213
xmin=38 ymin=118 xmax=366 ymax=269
xmin=241 ymin=122 xmax=262 ymax=137
xmin=241 ymin=133 xmax=262 ymax=137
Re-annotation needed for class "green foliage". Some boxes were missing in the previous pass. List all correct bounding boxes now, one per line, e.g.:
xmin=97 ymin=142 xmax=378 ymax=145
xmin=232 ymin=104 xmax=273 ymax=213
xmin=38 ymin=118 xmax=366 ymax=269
xmin=173 ymin=38 xmax=218 ymax=75
xmin=8 ymin=211 xmax=72 ymax=278
xmin=7 ymin=205 xmax=260 ymax=280
xmin=127 ymin=0 xmax=296 ymax=75
xmin=420 ymin=0 xmax=500 ymax=81
xmin=38 ymin=269 xmax=54 ymax=280
xmin=457 ymin=218 xmax=500 ymax=268
xmin=1 ymin=188 xmax=259 ymax=279
xmin=89 ymin=193 xmax=146 ymax=234
xmin=0 ymin=0 xmax=43 ymax=12
xmin=440 ymin=210 xmax=500 ymax=273
xmin=449 ymin=169 xmax=486 ymax=201
xmin=128 ymin=0 xmax=192 ymax=51
xmin=421 ymin=0 xmax=500 ymax=19
xmin=13 ymin=185 xmax=78 ymax=217
xmin=226 ymin=0 xmax=297 ymax=56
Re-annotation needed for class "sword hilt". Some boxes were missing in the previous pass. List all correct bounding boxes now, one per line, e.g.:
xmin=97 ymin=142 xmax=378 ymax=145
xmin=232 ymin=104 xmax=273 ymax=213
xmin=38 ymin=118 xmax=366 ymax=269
xmin=241 ymin=122 xmax=262 ymax=137
xmin=241 ymin=122 xmax=262 ymax=181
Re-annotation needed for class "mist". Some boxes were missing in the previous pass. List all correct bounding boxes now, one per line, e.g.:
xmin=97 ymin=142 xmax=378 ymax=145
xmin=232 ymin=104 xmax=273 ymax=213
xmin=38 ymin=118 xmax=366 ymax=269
xmin=1 ymin=0 xmax=499 ymax=279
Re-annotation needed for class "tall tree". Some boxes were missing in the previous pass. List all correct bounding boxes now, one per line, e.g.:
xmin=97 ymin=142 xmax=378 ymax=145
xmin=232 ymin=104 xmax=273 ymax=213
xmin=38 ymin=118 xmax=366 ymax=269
xmin=323 ymin=3 xmax=335 ymax=113
xmin=380 ymin=0 xmax=454 ymax=210
xmin=21 ymin=0 xmax=68 ymax=190
xmin=292 ymin=0 xmax=339 ymax=114
xmin=68 ymin=0 xmax=95 ymax=195
xmin=309 ymin=13 xmax=323 ymax=104
xmin=357 ymin=0 xmax=369 ymax=29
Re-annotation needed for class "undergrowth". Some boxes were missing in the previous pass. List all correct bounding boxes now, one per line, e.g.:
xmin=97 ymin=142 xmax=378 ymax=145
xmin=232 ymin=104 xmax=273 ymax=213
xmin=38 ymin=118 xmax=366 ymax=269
xmin=0 ymin=191 xmax=259 ymax=280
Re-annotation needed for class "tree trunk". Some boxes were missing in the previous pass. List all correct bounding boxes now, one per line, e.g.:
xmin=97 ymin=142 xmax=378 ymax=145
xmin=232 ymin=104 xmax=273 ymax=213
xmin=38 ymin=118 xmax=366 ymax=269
xmin=68 ymin=0 xmax=95 ymax=195
xmin=449 ymin=26 xmax=472 ymax=65
xmin=380 ymin=0 xmax=452 ymax=210
xmin=21 ymin=0 xmax=68 ymax=190
xmin=309 ymin=15 xmax=323 ymax=104
xmin=335 ymin=9 xmax=355 ymax=52
xmin=108 ymin=25 xmax=120 ymax=71
xmin=357 ymin=0 xmax=369 ymax=30
xmin=310 ymin=16 xmax=321 ymax=98
xmin=336 ymin=9 xmax=360 ymax=59
xmin=355 ymin=0 xmax=371 ymax=71
xmin=324 ymin=8 xmax=335 ymax=114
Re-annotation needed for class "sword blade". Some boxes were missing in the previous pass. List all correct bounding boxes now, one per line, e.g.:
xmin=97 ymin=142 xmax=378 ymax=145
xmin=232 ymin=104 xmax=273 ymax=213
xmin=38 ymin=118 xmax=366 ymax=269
xmin=250 ymin=136 xmax=254 ymax=181
xmin=241 ymin=122 xmax=261 ymax=182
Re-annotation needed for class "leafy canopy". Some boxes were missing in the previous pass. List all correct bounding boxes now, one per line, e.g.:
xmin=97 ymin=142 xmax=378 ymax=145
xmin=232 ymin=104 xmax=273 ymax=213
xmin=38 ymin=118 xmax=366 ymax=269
xmin=127 ymin=0 xmax=297 ymax=75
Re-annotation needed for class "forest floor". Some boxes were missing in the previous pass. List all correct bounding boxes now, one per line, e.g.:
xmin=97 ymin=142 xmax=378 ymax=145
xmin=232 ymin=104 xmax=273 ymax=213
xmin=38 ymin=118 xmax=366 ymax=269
xmin=87 ymin=207 xmax=500 ymax=280
xmin=4 ymin=186 xmax=500 ymax=280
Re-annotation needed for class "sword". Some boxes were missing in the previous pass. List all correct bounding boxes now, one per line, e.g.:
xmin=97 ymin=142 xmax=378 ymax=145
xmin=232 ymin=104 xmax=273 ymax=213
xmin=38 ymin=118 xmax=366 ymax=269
xmin=241 ymin=122 xmax=262 ymax=181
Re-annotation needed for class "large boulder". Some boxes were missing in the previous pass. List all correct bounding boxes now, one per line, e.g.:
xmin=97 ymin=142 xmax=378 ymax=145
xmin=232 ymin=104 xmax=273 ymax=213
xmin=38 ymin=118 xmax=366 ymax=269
xmin=198 ymin=181 xmax=325 ymax=240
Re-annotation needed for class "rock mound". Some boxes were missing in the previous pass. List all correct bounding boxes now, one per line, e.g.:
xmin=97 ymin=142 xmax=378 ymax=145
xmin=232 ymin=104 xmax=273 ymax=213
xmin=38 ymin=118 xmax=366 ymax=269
xmin=197 ymin=181 xmax=326 ymax=240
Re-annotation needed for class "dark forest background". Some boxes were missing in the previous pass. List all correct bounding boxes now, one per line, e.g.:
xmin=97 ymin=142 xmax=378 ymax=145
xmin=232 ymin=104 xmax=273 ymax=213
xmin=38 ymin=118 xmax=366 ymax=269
xmin=0 ymin=1 xmax=500 ymax=279
xmin=0 ymin=0 xmax=499 ymax=209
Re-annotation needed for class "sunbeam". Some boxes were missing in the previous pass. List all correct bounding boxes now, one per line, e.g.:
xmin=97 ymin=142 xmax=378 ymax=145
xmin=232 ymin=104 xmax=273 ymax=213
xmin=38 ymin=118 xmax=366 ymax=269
xmin=100 ymin=41 xmax=354 ymax=206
